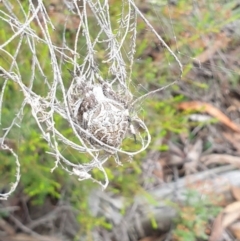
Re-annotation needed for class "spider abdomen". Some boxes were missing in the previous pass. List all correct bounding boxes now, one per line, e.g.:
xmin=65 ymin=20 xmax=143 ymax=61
xmin=87 ymin=101 xmax=129 ymax=149
xmin=75 ymin=80 xmax=133 ymax=153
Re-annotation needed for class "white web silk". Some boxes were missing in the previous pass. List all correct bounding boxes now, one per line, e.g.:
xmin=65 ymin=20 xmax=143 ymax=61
xmin=0 ymin=0 xmax=182 ymax=194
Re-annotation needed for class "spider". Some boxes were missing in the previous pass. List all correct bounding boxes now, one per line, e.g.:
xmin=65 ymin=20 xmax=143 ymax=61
xmin=75 ymin=76 xmax=137 ymax=154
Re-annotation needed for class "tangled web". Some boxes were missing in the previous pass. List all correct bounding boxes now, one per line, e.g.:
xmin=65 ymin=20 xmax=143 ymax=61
xmin=0 ymin=0 xmax=182 ymax=198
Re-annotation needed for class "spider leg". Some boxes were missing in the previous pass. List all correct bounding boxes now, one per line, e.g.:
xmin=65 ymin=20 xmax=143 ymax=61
xmin=102 ymin=83 xmax=128 ymax=108
xmin=128 ymin=117 xmax=137 ymax=143
xmin=130 ymin=124 xmax=137 ymax=143
xmin=83 ymin=112 xmax=88 ymax=129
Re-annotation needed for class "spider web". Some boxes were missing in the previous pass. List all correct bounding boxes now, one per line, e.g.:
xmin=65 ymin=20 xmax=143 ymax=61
xmin=0 ymin=0 xmax=183 ymax=198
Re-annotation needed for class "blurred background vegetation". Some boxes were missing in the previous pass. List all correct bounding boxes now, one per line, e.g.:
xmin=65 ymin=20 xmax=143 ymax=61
xmin=0 ymin=0 xmax=240 ymax=240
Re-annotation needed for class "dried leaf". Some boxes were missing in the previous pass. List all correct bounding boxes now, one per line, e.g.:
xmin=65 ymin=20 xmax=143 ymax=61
xmin=232 ymin=186 xmax=240 ymax=201
xmin=201 ymin=154 xmax=240 ymax=168
xmin=222 ymin=211 xmax=240 ymax=228
xmin=178 ymin=101 xmax=240 ymax=133
xmin=168 ymin=141 xmax=184 ymax=157
xmin=184 ymin=139 xmax=203 ymax=174
xmin=209 ymin=213 xmax=224 ymax=241
xmin=168 ymin=140 xmax=185 ymax=166
xmin=224 ymin=201 xmax=240 ymax=214
xmin=139 ymin=237 xmax=155 ymax=241
xmin=222 ymin=132 xmax=240 ymax=154
xmin=229 ymin=222 xmax=240 ymax=239
xmin=6 ymin=234 xmax=36 ymax=241
xmin=169 ymin=154 xmax=184 ymax=166
xmin=0 ymin=219 xmax=15 ymax=235
xmin=186 ymin=139 xmax=203 ymax=162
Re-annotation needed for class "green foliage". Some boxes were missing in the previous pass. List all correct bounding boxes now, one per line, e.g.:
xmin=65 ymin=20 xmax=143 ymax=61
xmin=0 ymin=0 xmax=238 ymax=239
xmin=171 ymin=190 xmax=222 ymax=241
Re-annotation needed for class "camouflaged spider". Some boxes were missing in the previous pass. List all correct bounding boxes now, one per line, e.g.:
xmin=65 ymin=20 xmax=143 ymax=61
xmin=76 ymin=75 xmax=137 ymax=153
